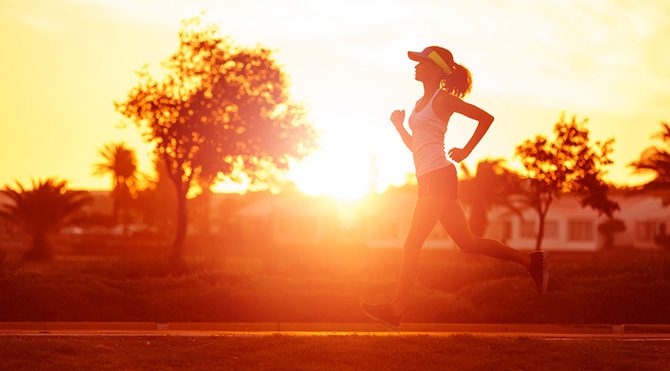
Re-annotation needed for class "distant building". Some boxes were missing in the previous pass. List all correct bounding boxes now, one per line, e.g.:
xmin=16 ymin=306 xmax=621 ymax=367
xmin=602 ymin=195 xmax=669 ymax=250
xmin=360 ymin=189 xmax=669 ymax=251
xmin=491 ymin=194 xmax=669 ymax=251
xmin=231 ymin=193 xmax=362 ymax=248
xmin=2 ymin=186 xmax=668 ymax=252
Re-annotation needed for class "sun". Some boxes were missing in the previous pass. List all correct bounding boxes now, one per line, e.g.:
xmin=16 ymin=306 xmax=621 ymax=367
xmin=287 ymin=150 xmax=372 ymax=201
xmin=208 ymin=148 xmax=378 ymax=201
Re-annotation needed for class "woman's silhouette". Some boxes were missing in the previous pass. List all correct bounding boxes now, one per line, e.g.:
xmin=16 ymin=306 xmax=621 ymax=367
xmin=361 ymin=46 xmax=548 ymax=329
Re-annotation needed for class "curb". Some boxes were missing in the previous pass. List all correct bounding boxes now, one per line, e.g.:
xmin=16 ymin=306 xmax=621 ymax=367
xmin=2 ymin=322 xmax=670 ymax=334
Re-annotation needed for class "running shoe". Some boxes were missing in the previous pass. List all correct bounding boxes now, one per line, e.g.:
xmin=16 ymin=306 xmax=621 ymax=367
xmin=360 ymin=301 xmax=402 ymax=329
xmin=528 ymin=250 xmax=549 ymax=295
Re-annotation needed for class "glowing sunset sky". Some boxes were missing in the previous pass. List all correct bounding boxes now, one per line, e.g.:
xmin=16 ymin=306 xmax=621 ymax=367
xmin=1 ymin=0 xmax=668 ymax=199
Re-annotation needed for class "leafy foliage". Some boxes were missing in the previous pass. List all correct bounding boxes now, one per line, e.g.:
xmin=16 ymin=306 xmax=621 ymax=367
xmin=116 ymin=17 xmax=317 ymax=189
xmin=630 ymin=122 xmax=670 ymax=205
xmin=515 ymin=114 xmax=619 ymax=249
xmin=0 ymin=178 xmax=91 ymax=260
xmin=2 ymin=250 xmax=669 ymax=324
xmin=115 ymin=17 xmax=317 ymax=260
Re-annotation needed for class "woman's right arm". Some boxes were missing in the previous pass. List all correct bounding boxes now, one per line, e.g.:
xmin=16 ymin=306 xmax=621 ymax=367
xmin=391 ymin=110 xmax=412 ymax=151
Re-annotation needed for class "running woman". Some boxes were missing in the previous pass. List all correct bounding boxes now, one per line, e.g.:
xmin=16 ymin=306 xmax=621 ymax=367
xmin=361 ymin=46 xmax=548 ymax=329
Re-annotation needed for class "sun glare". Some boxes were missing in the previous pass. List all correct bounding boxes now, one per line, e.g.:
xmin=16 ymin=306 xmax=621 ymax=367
xmin=208 ymin=149 xmax=374 ymax=202
xmin=287 ymin=150 xmax=372 ymax=201
xmin=1 ymin=0 xmax=667 ymax=193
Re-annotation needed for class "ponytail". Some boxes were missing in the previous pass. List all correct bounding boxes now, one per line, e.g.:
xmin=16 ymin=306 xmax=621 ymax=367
xmin=442 ymin=63 xmax=472 ymax=98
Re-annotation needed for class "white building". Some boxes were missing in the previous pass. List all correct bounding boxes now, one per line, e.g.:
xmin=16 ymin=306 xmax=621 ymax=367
xmin=363 ymin=191 xmax=669 ymax=251
xmin=598 ymin=195 xmax=669 ymax=249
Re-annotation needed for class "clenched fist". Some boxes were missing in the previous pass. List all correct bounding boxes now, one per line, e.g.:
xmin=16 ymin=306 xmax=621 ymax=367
xmin=390 ymin=110 xmax=405 ymax=128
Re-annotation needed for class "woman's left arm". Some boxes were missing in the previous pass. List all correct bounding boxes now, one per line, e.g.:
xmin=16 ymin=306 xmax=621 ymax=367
xmin=439 ymin=95 xmax=494 ymax=163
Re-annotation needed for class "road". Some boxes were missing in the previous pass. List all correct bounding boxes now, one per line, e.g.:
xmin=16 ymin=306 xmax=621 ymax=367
xmin=2 ymin=322 xmax=670 ymax=340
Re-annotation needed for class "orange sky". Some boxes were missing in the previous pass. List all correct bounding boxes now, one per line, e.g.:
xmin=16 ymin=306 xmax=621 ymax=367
xmin=1 ymin=0 xmax=668 ymax=199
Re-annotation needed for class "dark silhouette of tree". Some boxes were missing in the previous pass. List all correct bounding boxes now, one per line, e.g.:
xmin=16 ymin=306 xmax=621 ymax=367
xmin=115 ymin=17 xmax=317 ymax=262
xmin=459 ymin=159 xmax=525 ymax=237
xmin=515 ymin=114 xmax=619 ymax=250
xmin=133 ymin=158 xmax=177 ymax=237
xmin=597 ymin=218 xmax=626 ymax=249
xmin=630 ymin=122 xmax=670 ymax=205
xmin=0 ymin=178 xmax=91 ymax=260
xmin=92 ymin=142 xmax=138 ymax=229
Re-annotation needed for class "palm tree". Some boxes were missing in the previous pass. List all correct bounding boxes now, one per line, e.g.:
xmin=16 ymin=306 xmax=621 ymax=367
xmin=0 ymin=178 xmax=91 ymax=260
xmin=459 ymin=159 xmax=526 ymax=237
xmin=93 ymin=142 xmax=138 ymax=224
xmin=630 ymin=122 xmax=670 ymax=205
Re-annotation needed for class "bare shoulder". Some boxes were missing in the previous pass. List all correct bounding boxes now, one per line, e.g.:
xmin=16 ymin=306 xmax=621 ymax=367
xmin=436 ymin=90 xmax=461 ymax=105
xmin=433 ymin=90 xmax=462 ymax=115
xmin=434 ymin=90 xmax=493 ymax=122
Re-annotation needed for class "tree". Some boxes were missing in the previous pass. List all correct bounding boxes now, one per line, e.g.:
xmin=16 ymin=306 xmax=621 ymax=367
xmin=515 ymin=114 xmax=619 ymax=250
xmin=133 ymin=158 xmax=177 ymax=237
xmin=459 ymin=159 xmax=525 ymax=237
xmin=597 ymin=218 xmax=626 ymax=249
xmin=0 ymin=178 xmax=91 ymax=260
xmin=115 ymin=17 xmax=317 ymax=262
xmin=190 ymin=144 xmax=221 ymax=236
xmin=92 ymin=142 xmax=138 ymax=228
xmin=629 ymin=122 xmax=670 ymax=205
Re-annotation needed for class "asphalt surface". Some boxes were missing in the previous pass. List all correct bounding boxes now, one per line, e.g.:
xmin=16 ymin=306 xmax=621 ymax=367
xmin=2 ymin=322 xmax=670 ymax=340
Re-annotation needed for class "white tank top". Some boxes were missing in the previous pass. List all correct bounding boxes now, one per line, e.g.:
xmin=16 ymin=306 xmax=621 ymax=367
xmin=408 ymin=90 xmax=453 ymax=177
